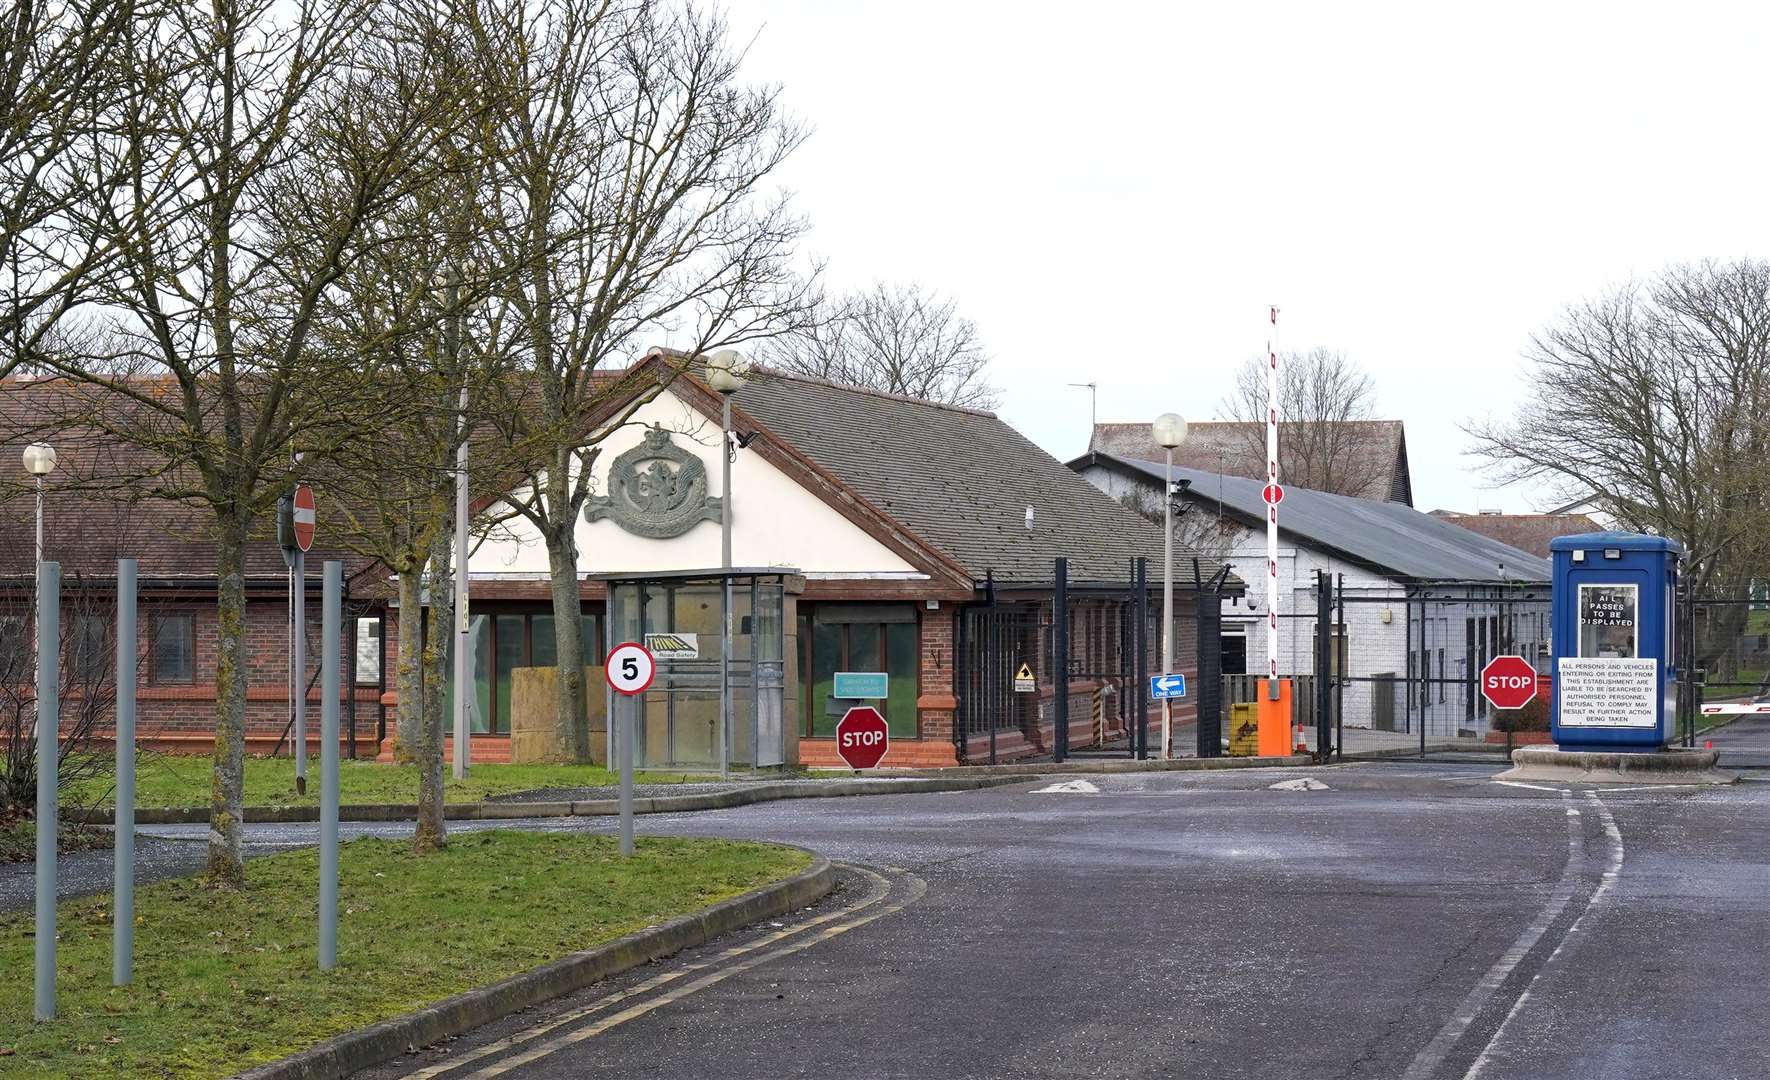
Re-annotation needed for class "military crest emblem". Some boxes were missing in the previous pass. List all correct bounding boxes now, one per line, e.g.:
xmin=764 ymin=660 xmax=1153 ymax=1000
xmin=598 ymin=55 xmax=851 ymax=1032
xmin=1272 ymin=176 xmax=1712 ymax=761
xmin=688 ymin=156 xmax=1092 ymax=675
xmin=585 ymin=425 xmax=722 ymax=538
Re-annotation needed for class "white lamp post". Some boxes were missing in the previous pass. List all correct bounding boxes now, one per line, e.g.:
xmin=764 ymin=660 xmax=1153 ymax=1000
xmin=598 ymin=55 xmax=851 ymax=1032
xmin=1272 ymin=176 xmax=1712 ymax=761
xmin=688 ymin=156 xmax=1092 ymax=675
xmin=22 ymin=443 xmax=57 ymax=566
xmin=1151 ymin=413 xmax=1187 ymax=759
xmin=22 ymin=444 xmax=56 ymax=750
xmin=706 ymin=349 xmax=749 ymax=778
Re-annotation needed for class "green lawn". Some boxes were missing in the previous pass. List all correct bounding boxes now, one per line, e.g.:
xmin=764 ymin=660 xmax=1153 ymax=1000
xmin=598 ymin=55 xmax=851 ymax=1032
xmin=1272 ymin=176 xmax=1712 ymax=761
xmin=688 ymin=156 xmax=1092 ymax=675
xmin=68 ymin=757 xmax=702 ymax=810
xmin=0 ymin=832 xmax=811 ymax=1078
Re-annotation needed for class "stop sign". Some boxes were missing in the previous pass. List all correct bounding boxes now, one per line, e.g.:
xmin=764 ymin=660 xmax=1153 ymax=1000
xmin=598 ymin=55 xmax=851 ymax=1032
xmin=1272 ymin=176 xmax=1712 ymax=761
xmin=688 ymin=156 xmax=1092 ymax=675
xmin=1481 ymin=655 xmax=1538 ymax=710
xmin=835 ymin=705 xmax=889 ymax=770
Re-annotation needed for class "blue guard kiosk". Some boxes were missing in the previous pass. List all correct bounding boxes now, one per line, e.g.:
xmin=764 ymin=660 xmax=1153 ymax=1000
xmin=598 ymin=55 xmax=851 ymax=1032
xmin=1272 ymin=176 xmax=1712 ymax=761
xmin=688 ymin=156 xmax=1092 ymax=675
xmin=1547 ymin=532 xmax=1682 ymax=752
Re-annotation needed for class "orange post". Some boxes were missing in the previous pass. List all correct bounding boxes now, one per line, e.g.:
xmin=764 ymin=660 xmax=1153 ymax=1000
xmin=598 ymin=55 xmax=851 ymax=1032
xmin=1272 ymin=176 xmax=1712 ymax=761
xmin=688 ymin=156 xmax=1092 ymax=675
xmin=1256 ymin=679 xmax=1293 ymax=757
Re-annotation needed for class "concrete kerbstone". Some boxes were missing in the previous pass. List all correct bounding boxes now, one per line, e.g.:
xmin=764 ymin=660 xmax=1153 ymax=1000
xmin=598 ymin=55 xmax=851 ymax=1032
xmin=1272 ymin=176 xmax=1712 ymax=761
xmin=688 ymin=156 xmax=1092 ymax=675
xmin=1496 ymin=746 xmax=1737 ymax=785
xmin=229 ymin=849 xmax=834 ymax=1080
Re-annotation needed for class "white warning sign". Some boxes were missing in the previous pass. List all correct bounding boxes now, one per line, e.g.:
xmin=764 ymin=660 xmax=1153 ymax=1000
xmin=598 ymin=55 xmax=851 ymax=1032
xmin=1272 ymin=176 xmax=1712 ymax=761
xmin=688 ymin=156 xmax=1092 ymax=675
xmin=1557 ymin=657 xmax=1658 ymax=728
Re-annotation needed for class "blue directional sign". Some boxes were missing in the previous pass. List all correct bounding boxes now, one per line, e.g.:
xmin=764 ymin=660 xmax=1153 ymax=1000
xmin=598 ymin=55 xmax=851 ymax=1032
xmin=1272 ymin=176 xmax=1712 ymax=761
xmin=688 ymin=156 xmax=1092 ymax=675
xmin=833 ymin=671 xmax=889 ymax=699
xmin=1150 ymin=673 xmax=1187 ymax=700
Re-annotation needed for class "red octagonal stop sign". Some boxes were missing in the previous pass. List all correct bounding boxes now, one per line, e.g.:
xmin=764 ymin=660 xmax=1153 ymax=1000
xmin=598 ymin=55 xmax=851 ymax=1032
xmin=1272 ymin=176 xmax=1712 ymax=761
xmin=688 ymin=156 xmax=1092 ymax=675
xmin=835 ymin=705 xmax=889 ymax=770
xmin=1481 ymin=655 xmax=1538 ymax=710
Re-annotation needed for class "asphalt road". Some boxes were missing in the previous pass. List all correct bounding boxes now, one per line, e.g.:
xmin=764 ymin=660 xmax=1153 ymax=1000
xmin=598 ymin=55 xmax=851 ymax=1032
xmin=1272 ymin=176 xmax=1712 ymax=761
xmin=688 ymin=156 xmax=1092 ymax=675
xmin=1705 ymin=709 xmax=1770 ymax=768
xmin=325 ymin=762 xmax=1769 ymax=1080
xmin=13 ymin=762 xmax=1768 ymax=1078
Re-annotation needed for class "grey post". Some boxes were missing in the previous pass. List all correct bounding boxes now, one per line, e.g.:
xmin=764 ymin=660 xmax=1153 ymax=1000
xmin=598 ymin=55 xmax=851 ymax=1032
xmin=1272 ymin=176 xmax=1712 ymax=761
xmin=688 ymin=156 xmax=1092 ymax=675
xmin=619 ymin=690 xmax=635 ymax=856
xmin=294 ymin=547 xmax=306 ymax=794
xmin=320 ymin=560 xmax=341 ymax=969
xmin=113 ymin=559 xmax=137 ymax=985
xmin=35 ymin=560 xmax=60 ymax=1020
xmin=720 ymin=394 xmax=733 ymax=779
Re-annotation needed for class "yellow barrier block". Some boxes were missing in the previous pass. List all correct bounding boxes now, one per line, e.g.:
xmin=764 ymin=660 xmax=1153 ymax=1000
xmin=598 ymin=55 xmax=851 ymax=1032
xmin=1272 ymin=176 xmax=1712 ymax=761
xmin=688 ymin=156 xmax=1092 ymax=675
xmin=1228 ymin=702 xmax=1259 ymax=756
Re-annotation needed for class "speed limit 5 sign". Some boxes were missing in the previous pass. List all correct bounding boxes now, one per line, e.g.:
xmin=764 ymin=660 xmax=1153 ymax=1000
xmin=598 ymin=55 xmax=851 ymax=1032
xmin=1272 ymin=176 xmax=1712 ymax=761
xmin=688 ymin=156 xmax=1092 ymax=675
xmin=605 ymin=642 xmax=656 ymax=696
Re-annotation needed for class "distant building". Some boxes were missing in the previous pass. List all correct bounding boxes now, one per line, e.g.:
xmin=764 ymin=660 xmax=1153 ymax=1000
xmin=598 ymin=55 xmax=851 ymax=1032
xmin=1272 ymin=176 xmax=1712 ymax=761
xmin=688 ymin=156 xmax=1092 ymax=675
xmin=1428 ymin=511 xmax=1602 ymax=559
xmin=1072 ymin=452 xmax=1550 ymax=736
xmin=1089 ymin=419 xmax=1414 ymax=506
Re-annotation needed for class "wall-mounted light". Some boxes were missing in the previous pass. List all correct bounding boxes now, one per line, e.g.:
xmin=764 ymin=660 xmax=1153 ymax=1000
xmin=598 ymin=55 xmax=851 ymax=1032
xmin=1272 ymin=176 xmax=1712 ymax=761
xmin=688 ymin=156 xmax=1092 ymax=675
xmin=1380 ymin=608 xmax=1392 ymax=625
xmin=1572 ymin=550 xmax=1586 ymax=563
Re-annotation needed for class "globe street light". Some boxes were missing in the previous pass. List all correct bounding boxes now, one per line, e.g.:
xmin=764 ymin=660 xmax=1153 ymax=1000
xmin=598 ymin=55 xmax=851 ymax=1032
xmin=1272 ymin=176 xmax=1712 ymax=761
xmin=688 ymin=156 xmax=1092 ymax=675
xmin=22 ymin=443 xmax=57 ymax=567
xmin=1151 ymin=414 xmax=1187 ymax=760
xmin=706 ymin=349 xmax=750 ymax=778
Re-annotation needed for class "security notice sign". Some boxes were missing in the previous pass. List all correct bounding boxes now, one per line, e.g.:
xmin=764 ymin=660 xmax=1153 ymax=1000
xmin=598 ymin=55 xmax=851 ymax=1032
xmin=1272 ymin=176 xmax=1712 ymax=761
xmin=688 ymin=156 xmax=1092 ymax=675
xmin=1557 ymin=657 xmax=1658 ymax=728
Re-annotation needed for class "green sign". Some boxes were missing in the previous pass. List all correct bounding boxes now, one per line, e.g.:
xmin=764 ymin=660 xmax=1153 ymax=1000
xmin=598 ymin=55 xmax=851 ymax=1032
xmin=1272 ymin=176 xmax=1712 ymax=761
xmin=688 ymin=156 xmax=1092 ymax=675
xmin=833 ymin=672 xmax=889 ymax=699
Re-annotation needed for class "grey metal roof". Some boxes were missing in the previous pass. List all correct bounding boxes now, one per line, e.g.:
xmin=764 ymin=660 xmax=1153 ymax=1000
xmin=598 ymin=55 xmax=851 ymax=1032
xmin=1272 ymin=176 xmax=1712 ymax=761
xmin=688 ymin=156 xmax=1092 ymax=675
xmin=731 ymin=374 xmax=1230 ymax=587
xmin=1083 ymin=453 xmax=1550 ymax=584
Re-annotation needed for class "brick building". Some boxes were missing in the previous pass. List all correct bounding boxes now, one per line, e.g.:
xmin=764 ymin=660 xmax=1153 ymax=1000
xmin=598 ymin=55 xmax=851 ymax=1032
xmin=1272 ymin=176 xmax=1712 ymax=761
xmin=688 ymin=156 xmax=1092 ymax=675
xmin=2 ymin=360 xmax=1222 ymax=768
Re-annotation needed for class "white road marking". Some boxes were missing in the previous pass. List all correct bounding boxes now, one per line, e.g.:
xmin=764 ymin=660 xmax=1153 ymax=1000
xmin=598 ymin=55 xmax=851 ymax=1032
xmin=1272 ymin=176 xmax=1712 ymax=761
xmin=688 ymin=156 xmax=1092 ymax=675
xmin=1033 ymin=779 xmax=1101 ymax=794
xmin=1462 ymin=793 xmax=1624 ymax=1079
xmin=1400 ymin=793 xmax=1585 ymax=1080
xmin=1490 ymin=779 xmax=1566 ymax=793
xmin=1268 ymin=777 xmax=1329 ymax=791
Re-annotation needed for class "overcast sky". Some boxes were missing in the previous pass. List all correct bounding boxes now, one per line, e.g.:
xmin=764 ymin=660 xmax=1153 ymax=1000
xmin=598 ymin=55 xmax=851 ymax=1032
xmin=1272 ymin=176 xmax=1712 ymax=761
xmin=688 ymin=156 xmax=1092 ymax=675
xmin=718 ymin=1 xmax=1769 ymax=513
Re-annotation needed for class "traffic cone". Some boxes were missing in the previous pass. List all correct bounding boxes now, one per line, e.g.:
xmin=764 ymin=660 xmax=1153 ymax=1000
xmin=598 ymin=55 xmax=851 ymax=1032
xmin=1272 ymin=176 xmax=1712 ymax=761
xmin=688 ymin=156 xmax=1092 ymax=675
xmin=1294 ymin=721 xmax=1308 ymax=755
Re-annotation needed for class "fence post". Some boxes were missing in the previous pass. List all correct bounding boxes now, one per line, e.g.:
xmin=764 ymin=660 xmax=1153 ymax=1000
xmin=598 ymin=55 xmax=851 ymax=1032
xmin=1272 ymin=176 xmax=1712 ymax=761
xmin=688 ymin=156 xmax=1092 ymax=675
xmin=1134 ymin=558 xmax=1149 ymax=760
xmin=114 ymin=559 xmax=137 ymax=986
xmin=1335 ymin=574 xmax=1345 ymax=762
xmin=1315 ymin=570 xmax=1333 ymax=761
xmin=34 ymin=560 xmax=60 ymax=1021
xmin=319 ymin=561 xmax=341 ymax=970
xmin=1053 ymin=558 xmax=1068 ymax=763
xmin=1196 ymin=563 xmax=1221 ymax=758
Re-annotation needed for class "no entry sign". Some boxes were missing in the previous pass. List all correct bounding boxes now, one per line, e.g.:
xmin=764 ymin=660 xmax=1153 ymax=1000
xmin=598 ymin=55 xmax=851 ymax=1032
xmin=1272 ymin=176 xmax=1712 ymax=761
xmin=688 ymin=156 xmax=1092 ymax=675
xmin=291 ymin=484 xmax=316 ymax=551
xmin=605 ymin=642 xmax=656 ymax=696
xmin=1481 ymin=655 xmax=1538 ymax=710
xmin=835 ymin=705 xmax=889 ymax=769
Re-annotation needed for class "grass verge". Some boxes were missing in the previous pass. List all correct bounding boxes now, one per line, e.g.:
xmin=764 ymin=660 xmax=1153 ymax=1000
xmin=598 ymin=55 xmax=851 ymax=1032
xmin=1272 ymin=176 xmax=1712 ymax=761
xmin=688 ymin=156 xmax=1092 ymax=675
xmin=0 ymin=831 xmax=810 ymax=1079
xmin=68 ymin=756 xmax=701 ymax=810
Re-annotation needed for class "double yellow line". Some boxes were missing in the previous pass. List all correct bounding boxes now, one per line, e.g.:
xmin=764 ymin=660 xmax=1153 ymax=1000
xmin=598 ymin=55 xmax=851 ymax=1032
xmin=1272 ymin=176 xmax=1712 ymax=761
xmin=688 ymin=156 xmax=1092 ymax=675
xmin=398 ymin=865 xmax=925 ymax=1079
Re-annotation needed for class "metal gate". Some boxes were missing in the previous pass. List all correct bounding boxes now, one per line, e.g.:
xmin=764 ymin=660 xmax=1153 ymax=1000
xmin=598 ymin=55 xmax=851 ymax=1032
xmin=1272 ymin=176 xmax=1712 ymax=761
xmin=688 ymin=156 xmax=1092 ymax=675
xmin=954 ymin=557 xmax=1228 ymax=764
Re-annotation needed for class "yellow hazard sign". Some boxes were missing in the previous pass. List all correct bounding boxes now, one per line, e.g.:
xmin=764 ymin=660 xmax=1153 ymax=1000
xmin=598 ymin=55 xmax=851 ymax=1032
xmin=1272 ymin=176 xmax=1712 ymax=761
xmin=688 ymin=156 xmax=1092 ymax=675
xmin=1014 ymin=662 xmax=1036 ymax=693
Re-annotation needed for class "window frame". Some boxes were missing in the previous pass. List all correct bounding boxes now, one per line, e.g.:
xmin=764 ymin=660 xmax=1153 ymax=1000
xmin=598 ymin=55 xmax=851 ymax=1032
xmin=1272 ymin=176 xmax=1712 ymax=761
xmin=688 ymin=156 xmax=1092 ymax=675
xmin=802 ymin=611 xmax=921 ymax=739
xmin=149 ymin=613 xmax=195 ymax=685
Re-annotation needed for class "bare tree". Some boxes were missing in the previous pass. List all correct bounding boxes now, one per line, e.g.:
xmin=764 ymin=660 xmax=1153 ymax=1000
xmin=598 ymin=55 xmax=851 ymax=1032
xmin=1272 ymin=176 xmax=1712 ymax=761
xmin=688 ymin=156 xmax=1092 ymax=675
xmin=24 ymin=0 xmax=472 ymax=884
xmin=1114 ymin=486 xmax=1238 ymax=562
xmin=0 ymin=0 xmax=150 ymax=379
xmin=469 ymin=0 xmax=813 ymax=762
xmin=1223 ymin=347 xmax=1379 ymax=496
xmin=763 ymin=282 xmax=999 ymax=408
xmin=1467 ymin=259 xmax=1770 ymax=616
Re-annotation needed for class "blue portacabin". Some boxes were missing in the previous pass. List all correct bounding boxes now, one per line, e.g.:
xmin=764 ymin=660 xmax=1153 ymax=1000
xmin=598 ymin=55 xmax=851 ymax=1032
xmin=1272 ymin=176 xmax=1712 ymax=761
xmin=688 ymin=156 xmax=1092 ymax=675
xmin=1150 ymin=673 xmax=1186 ymax=700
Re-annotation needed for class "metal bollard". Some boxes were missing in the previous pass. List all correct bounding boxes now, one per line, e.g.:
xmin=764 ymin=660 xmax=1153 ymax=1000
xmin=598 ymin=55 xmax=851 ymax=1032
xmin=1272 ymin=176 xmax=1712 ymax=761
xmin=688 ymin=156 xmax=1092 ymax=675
xmin=319 ymin=561 xmax=341 ymax=970
xmin=114 ymin=560 xmax=137 ymax=985
xmin=35 ymin=560 xmax=60 ymax=1020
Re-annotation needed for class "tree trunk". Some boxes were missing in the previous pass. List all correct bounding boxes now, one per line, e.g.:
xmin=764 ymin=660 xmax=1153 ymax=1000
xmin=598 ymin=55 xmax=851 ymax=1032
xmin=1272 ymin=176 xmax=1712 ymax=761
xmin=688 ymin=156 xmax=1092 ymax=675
xmin=207 ymin=512 xmax=249 ymax=886
xmin=394 ymin=563 xmax=423 ymax=763
xmin=415 ymin=534 xmax=450 ymax=851
xmin=545 ymin=524 xmax=589 ymax=763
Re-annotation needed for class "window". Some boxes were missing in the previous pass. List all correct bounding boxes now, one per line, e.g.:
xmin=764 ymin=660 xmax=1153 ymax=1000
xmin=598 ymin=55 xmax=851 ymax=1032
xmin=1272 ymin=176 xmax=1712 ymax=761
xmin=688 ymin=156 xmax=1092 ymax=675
xmin=1221 ymin=632 xmax=1248 ymax=676
xmin=150 ymin=614 xmax=194 ymax=684
xmin=355 ymin=618 xmax=382 ymax=685
xmin=71 ymin=615 xmax=110 ymax=685
xmin=804 ymin=606 xmax=919 ymax=739
xmin=0 ymin=616 xmax=24 ymax=684
xmin=1578 ymin=583 xmax=1638 ymax=658
xmin=441 ymin=609 xmax=600 ymax=734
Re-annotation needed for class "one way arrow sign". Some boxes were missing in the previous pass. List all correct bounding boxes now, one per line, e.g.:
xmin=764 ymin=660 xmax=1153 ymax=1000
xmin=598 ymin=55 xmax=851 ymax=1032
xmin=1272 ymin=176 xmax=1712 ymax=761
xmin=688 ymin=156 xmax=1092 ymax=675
xmin=1149 ymin=673 xmax=1186 ymax=700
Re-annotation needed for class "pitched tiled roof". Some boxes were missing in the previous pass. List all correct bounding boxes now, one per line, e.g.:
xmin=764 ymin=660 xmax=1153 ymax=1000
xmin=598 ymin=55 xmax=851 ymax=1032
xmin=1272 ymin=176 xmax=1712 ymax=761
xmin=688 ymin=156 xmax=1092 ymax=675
xmin=1 ymin=377 xmax=382 ymax=587
xmin=730 ymin=372 xmax=1230 ymax=587
xmin=1091 ymin=419 xmax=1413 ymax=505
xmin=1427 ymin=512 xmax=1602 ymax=559
xmin=1079 ymin=453 xmax=1548 ymax=584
